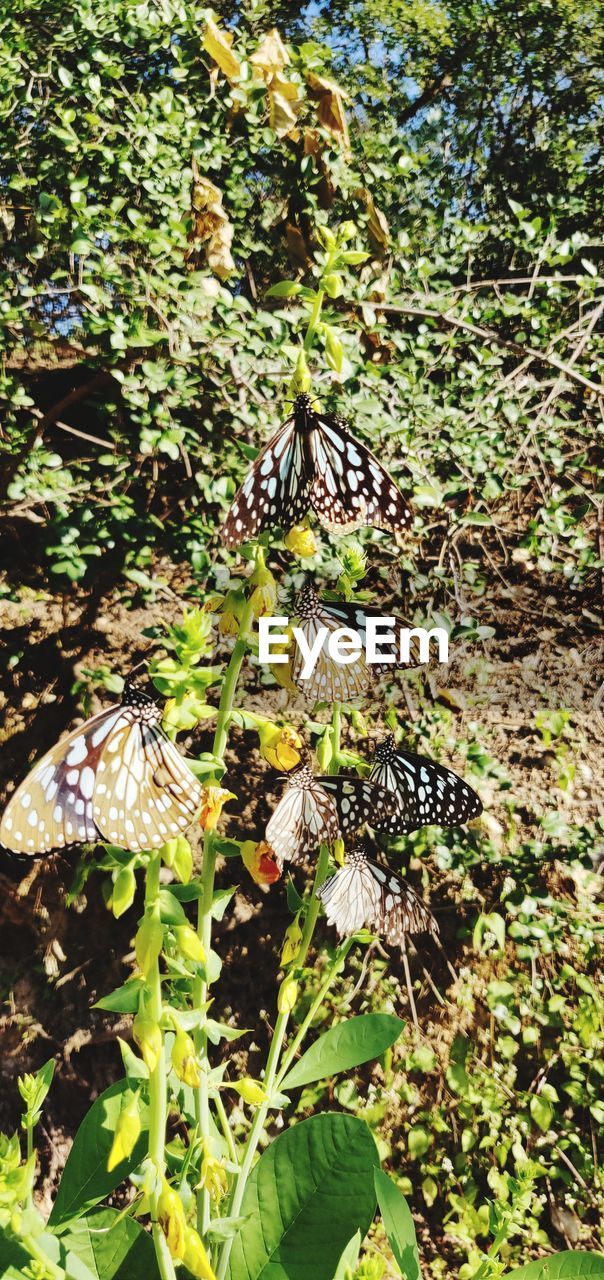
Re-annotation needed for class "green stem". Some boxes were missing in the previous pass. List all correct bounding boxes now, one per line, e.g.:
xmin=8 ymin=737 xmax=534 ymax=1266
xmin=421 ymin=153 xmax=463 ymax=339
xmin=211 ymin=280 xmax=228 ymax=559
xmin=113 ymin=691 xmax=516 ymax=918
xmin=303 ymin=288 xmax=325 ymax=352
xmin=195 ymin=592 xmax=256 ymax=1235
xmin=21 ymin=1233 xmax=65 ymax=1280
xmin=214 ymin=1090 xmax=239 ymax=1168
xmin=275 ymin=939 xmax=353 ymax=1089
xmin=145 ymin=850 xmax=177 ymax=1280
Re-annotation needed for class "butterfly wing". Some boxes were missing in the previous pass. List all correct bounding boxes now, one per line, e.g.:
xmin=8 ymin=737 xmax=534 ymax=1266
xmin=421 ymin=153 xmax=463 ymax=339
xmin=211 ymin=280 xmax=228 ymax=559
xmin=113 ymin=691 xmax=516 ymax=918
xmin=222 ymin=419 xmax=311 ymax=548
xmin=292 ymin=608 xmax=369 ymax=704
xmin=365 ymin=859 xmax=438 ymax=943
xmin=0 ymin=706 xmax=122 ymax=854
xmin=319 ymin=776 xmax=397 ymax=834
xmin=370 ymin=748 xmax=483 ymax=834
xmin=318 ymin=854 xmax=381 ymax=937
xmin=92 ymin=717 xmax=203 ymax=852
xmin=266 ymin=770 xmax=340 ymax=864
xmin=308 ymin=412 xmax=412 ymax=534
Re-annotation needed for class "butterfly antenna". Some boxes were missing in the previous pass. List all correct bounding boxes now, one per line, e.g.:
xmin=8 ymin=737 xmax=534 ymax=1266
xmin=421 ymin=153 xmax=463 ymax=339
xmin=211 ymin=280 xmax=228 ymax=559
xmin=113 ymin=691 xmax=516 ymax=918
xmin=401 ymin=943 xmax=420 ymax=1029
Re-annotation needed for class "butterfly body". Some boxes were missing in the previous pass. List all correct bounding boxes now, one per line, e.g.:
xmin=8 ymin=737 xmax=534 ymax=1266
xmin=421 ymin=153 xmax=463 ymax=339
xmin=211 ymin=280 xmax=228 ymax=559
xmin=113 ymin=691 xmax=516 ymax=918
xmin=223 ymin=394 xmax=412 ymax=547
xmin=318 ymin=843 xmax=437 ymax=945
xmin=0 ymin=679 xmax=202 ymax=855
xmin=265 ymin=762 xmax=396 ymax=864
xmin=369 ymin=734 xmax=483 ymax=834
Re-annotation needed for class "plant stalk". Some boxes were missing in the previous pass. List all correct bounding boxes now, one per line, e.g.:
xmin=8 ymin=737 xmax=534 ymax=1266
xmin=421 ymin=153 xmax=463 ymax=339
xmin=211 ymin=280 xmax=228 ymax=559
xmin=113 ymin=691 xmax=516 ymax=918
xmin=145 ymin=849 xmax=177 ymax=1280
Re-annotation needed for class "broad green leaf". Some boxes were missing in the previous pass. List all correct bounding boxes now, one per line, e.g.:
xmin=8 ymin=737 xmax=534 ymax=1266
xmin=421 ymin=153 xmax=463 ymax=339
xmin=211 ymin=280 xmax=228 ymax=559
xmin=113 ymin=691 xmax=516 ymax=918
xmin=61 ymin=1208 xmax=160 ymax=1279
xmin=506 ymin=1253 xmax=604 ymax=1280
xmin=227 ymin=1112 xmax=379 ymax=1279
xmin=280 ymin=1014 xmax=403 ymax=1090
xmin=49 ymin=1080 xmax=148 ymax=1232
xmin=375 ymin=1168 xmax=421 ymax=1280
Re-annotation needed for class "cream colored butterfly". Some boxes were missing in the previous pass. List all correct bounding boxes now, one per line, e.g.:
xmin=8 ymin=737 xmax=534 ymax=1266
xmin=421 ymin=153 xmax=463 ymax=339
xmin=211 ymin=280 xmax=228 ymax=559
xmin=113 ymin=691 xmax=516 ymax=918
xmin=0 ymin=679 xmax=202 ymax=855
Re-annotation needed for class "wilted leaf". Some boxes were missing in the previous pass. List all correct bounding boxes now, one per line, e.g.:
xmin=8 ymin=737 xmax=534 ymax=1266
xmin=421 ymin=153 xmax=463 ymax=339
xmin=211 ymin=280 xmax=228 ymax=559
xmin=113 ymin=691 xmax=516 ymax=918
xmin=251 ymin=29 xmax=290 ymax=78
xmin=307 ymin=72 xmax=350 ymax=149
xmin=202 ymin=17 xmax=241 ymax=83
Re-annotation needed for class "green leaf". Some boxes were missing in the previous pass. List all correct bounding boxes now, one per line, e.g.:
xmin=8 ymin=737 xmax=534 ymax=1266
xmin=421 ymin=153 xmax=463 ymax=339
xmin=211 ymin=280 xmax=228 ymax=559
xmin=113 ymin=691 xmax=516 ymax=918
xmin=266 ymin=281 xmax=303 ymax=297
xmin=94 ymin=978 xmax=144 ymax=1014
xmin=226 ymin=1112 xmax=379 ymax=1279
xmin=61 ymin=1208 xmax=160 ymax=1279
xmin=530 ymin=1093 xmax=554 ymax=1133
xmin=48 ymin=1081 xmax=148 ymax=1232
xmin=374 ymin=1168 xmax=421 ymax=1280
xmin=280 ymin=1014 xmax=403 ymax=1090
xmin=506 ymin=1253 xmax=604 ymax=1280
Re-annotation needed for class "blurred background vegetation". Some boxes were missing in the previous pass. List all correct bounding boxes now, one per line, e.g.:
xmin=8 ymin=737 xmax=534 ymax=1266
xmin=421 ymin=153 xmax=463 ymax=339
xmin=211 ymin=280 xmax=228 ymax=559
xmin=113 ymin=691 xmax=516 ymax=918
xmin=0 ymin=1 xmax=602 ymax=1276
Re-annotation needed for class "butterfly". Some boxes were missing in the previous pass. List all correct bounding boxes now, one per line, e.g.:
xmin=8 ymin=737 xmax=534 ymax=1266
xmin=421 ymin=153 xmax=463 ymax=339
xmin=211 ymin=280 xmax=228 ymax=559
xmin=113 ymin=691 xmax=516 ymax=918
xmin=222 ymin=393 xmax=412 ymax=547
xmin=292 ymin=577 xmax=413 ymax=704
xmin=369 ymin=734 xmax=483 ymax=835
xmin=0 ymin=678 xmax=203 ymax=855
xmin=265 ymin=762 xmax=397 ymax=865
xmin=318 ymin=843 xmax=438 ymax=945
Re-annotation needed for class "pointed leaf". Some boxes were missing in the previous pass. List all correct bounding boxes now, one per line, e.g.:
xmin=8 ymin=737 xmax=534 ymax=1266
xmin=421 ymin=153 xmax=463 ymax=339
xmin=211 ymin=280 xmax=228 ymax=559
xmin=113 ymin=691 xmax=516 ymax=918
xmin=506 ymin=1253 xmax=604 ymax=1280
xmin=281 ymin=1014 xmax=403 ymax=1091
xmin=374 ymin=1168 xmax=421 ymax=1280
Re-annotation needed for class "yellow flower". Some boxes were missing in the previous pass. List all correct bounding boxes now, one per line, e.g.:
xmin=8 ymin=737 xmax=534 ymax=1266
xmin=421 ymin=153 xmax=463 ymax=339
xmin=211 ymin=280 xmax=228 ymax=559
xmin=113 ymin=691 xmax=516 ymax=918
xmin=174 ymin=924 xmax=206 ymax=964
xmin=233 ymin=1077 xmax=268 ymax=1107
xmin=281 ymin=919 xmax=303 ymax=966
xmin=218 ymin=590 xmax=243 ymax=637
xmin=249 ymin=566 xmax=278 ymax=619
xmin=172 ymin=1027 xmax=201 ymax=1088
xmin=241 ymin=839 xmax=282 ymax=886
xmin=132 ymin=1013 xmax=162 ymax=1074
xmin=277 ymin=974 xmax=299 ymax=1014
xmin=199 ymin=1151 xmax=229 ymax=1202
xmin=199 ymin=785 xmax=236 ymax=831
xmin=183 ymin=1226 xmax=217 ymax=1279
xmin=258 ymin=723 xmax=303 ymax=771
xmin=284 ymin=523 xmax=318 ymax=557
xmin=157 ymin=1179 xmax=187 ymax=1260
xmin=107 ymin=1090 xmax=141 ymax=1172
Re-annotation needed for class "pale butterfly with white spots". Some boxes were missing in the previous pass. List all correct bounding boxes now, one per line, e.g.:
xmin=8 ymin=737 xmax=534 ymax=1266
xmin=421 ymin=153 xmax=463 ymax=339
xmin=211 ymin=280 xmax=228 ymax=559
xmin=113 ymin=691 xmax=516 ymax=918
xmin=265 ymin=761 xmax=397 ymax=865
xmin=318 ymin=843 xmax=438 ymax=946
xmin=222 ymin=393 xmax=412 ymax=547
xmin=0 ymin=678 xmax=203 ymax=855
xmin=369 ymin=734 xmax=482 ymax=834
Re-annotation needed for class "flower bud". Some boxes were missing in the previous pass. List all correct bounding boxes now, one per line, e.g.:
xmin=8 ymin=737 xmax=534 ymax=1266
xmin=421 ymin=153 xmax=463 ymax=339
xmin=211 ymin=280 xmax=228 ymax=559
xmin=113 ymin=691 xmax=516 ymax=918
xmin=333 ymin=837 xmax=346 ymax=867
xmin=241 ymin=840 xmax=281 ymax=886
xmin=133 ymin=1012 xmax=163 ymax=1074
xmin=172 ymin=1027 xmax=201 ymax=1088
xmin=284 ymin=523 xmax=318 ymax=557
xmin=107 ymin=1090 xmax=141 ymax=1172
xmin=316 ymin=728 xmax=333 ymax=772
xmin=323 ymin=272 xmax=342 ymax=298
xmin=157 ymin=1178 xmax=187 ymax=1260
xmin=199 ymin=785 xmax=236 ymax=831
xmin=338 ymin=220 xmax=357 ymax=242
xmin=135 ymin=914 xmax=164 ymax=977
xmin=218 ymin=590 xmax=244 ymax=637
xmin=183 ymin=1226 xmax=217 ymax=1279
xmin=278 ymin=974 xmax=299 ymax=1014
xmin=281 ymin=919 xmax=303 ymax=966
xmin=257 ymin=722 xmax=303 ymax=771
xmin=233 ymin=1077 xmax=268 ymax=1106
xmin=174 ymin=924 xmax=206 ymax=964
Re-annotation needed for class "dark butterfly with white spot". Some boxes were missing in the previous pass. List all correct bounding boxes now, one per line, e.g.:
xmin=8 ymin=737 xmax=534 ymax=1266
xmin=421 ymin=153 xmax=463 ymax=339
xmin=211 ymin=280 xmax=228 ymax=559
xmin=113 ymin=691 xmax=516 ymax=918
xmin=265 ymin=762 xmax=397 ymax=865
xmin=369 ymin=734 xmax=482 ymax=835
xmin=223 ymin=393 xmax=412 ymax=547
xmin=0 ymin=679 xmax=203 ymax=855
xmin=292 ymin=578 xmax=414 ymax=704
xmin=318 ymin=843 xmax=438 ymax=945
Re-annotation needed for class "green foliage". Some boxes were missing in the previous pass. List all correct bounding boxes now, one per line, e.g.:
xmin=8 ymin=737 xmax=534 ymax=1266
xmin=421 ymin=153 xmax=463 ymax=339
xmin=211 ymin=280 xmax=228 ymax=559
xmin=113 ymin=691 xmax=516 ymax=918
xmin=48 ymin=1081 xmax=149 ymax=1232
xmin=226 ymin=1113 xmax=379 ymax=1279
xmin=281 ymin=1013 xmax=404 ymax=1090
